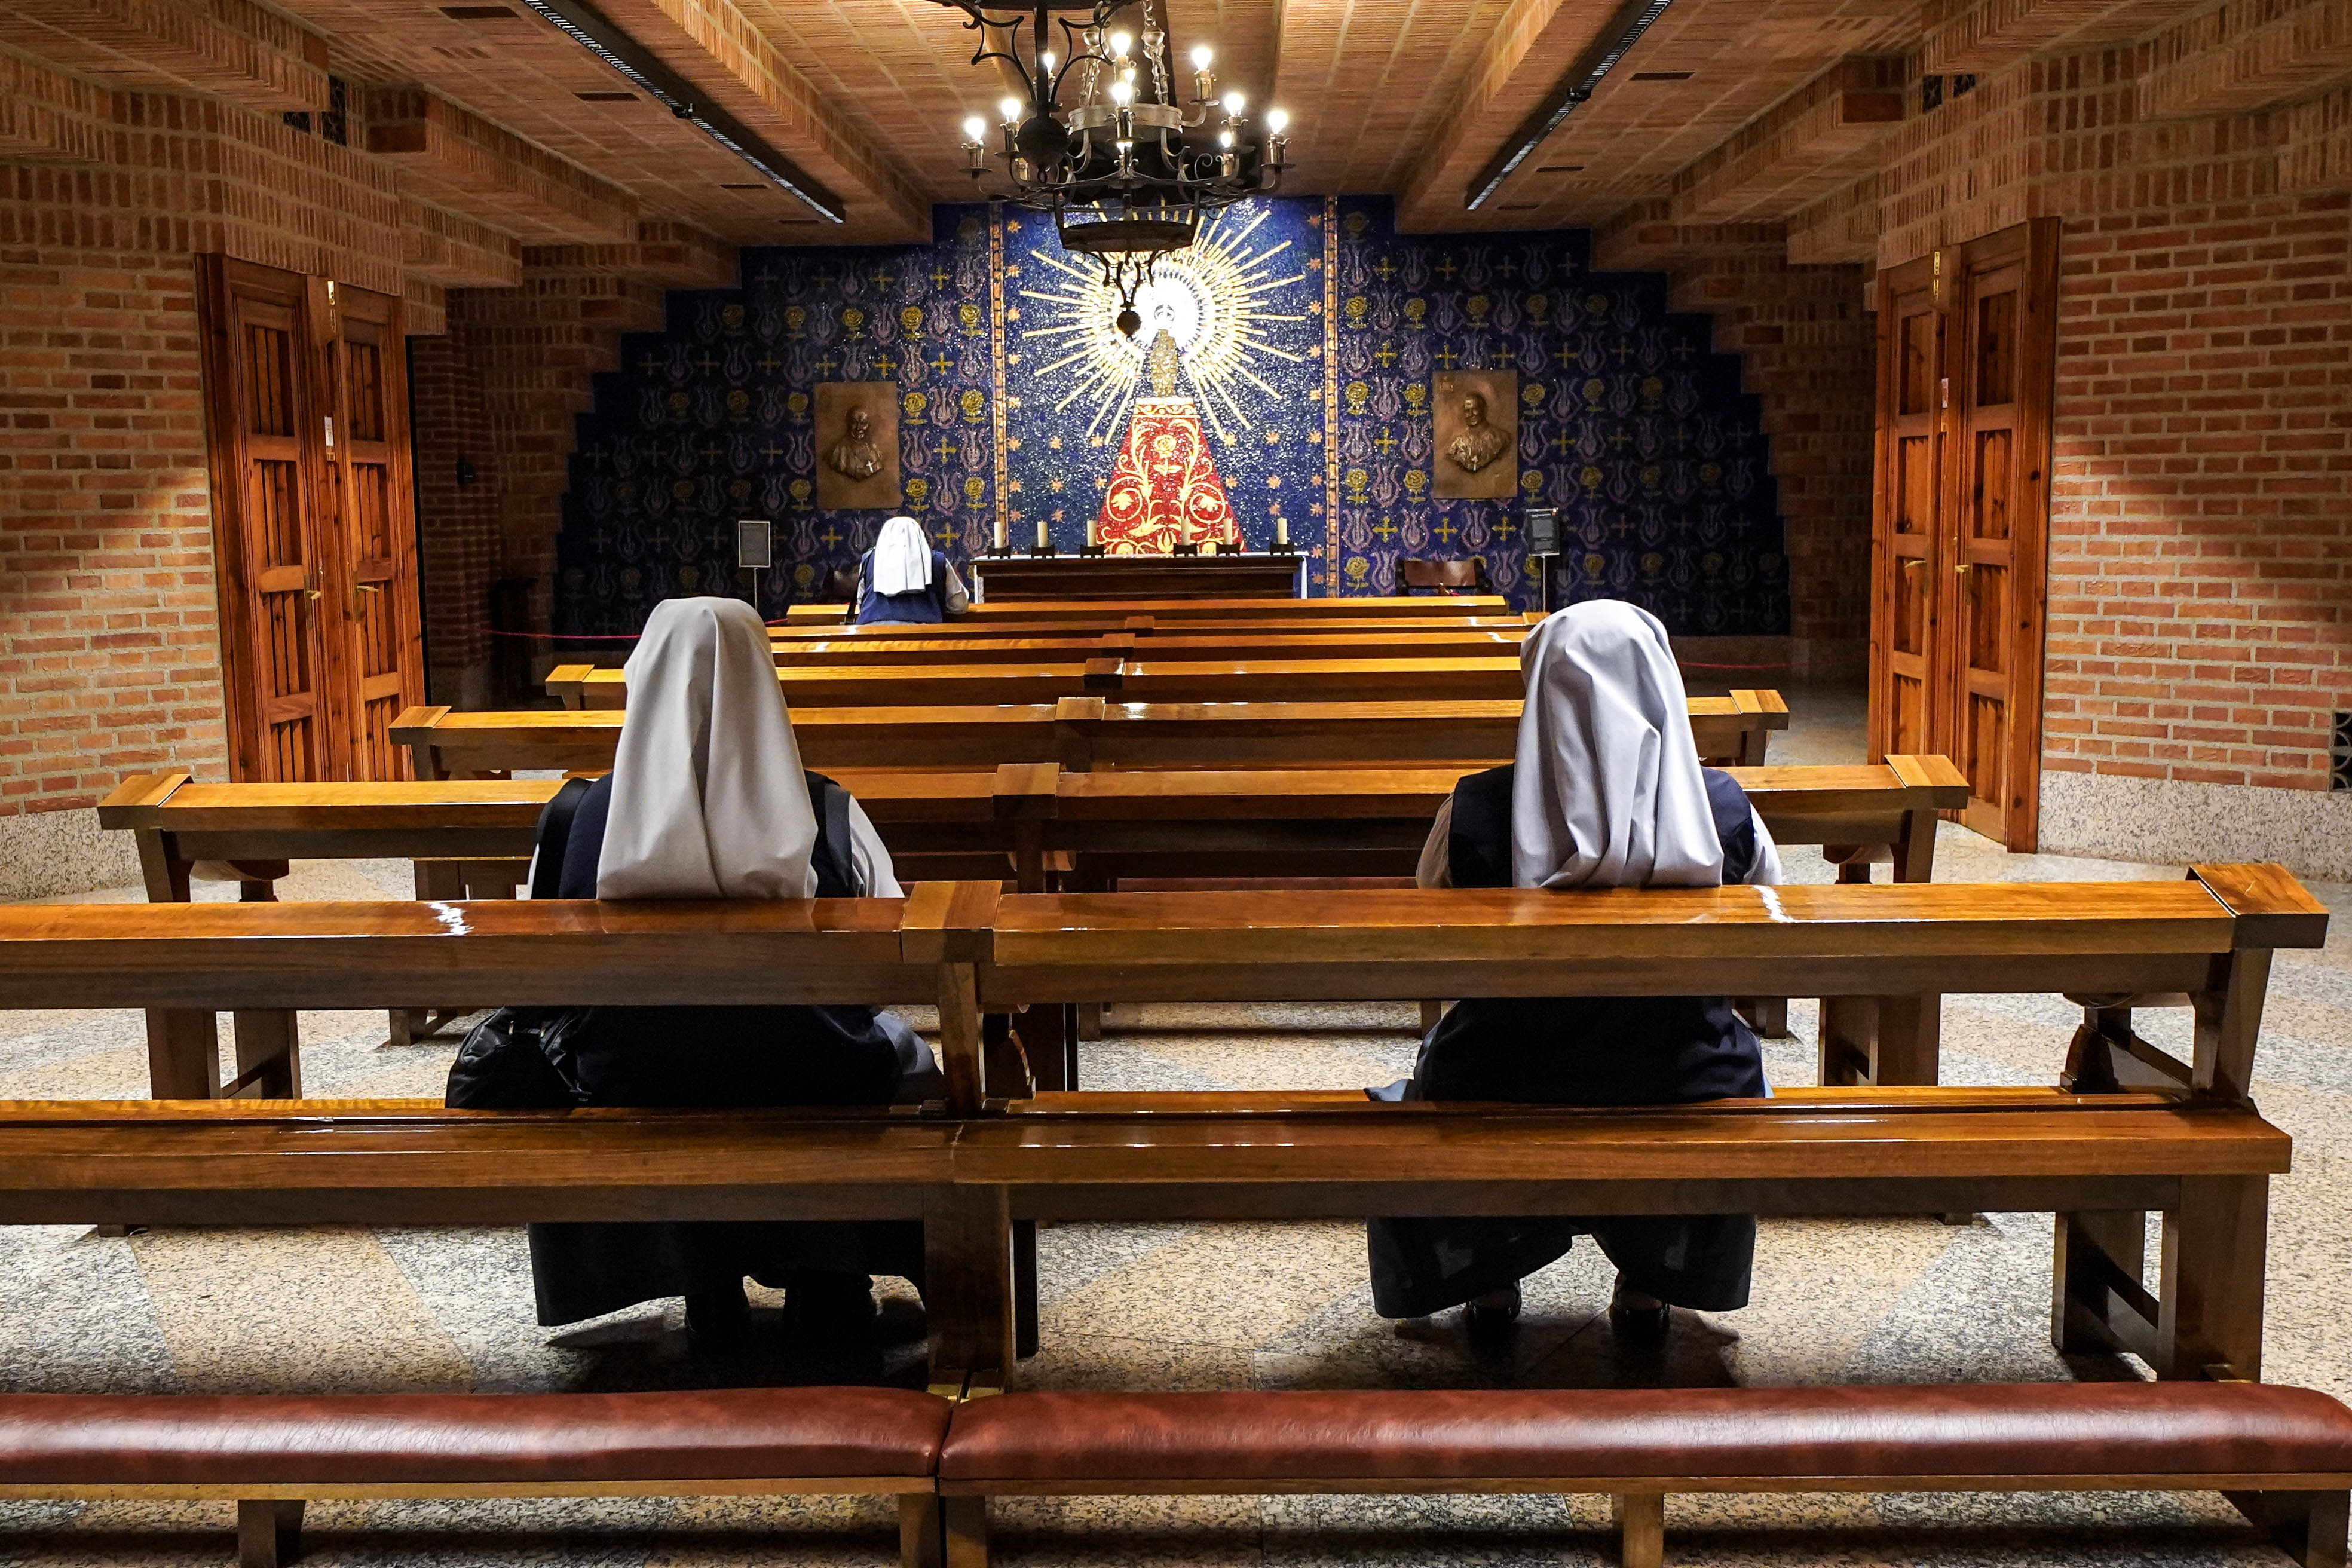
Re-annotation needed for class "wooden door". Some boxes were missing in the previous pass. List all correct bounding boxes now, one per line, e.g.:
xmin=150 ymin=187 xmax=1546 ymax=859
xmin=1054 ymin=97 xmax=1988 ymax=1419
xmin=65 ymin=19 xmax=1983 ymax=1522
xmin=1869 ymin=252 xmax=1944 ymax=763
xmin=1867 ymin=219 xmax=2057 ymax=849
xmin=317 ymin=281 xmax=425 ymax=780
xmin=200 ymin=259 xmax=425 ymax=782
xmin=199 ymin=256 xmax=337 ymax=782
xmin=1939 ymin=222 xmax=2057 ymax=845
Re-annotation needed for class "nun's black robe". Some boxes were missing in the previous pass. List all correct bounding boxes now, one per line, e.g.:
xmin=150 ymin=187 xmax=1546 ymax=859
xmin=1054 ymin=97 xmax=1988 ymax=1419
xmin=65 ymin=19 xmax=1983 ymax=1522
xmin=1367 ymin=765 xmax=1769 ymax=1319
xmin=525 ymin=773 xmax=932 ymax=1327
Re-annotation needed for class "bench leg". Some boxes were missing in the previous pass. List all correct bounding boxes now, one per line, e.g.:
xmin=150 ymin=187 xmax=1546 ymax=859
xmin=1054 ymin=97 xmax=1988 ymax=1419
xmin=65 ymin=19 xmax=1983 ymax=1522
xmin=1736 ymin=997 xmax=1788 ymax=1039
xmin=1013 ymin=1218 xmax=1039 ymax=1361
xmin=1612 ymin=1492 xmax=1664 ymax=1568
xmin=146 ymin=1009 xmax=221 ymax=1098
xmin=898 ymin=1492 xmax=944 ymax=1568
xmin=2223 ymin=1489 xmax=2349 ymax=1568
xmin=926 ymin=1185 xmax=1015 ymax=1379
xmin=2052 ymin=1208 xmax=2152 ymax=1358
xmin=237 ymin=1499 xmax=303 ymax=1568
xmin=1015 ymin=1006 xmax=1068 ymax=1094
xmin=2160 ymin=1172 xmax=2269 ymax=1381
xmin=1075 ymin=1002 xmax=1104 ymax=1042
xmin=980 ymin=1013 xmax=1034 ymax=1101
xmin=230 ymin=1010 xmax=301 ymax=1098
xmin=1818 ymin=995 xmax=1941 ymax=1088
xmin=942 ymin=1494 xmax=988 ymax=1568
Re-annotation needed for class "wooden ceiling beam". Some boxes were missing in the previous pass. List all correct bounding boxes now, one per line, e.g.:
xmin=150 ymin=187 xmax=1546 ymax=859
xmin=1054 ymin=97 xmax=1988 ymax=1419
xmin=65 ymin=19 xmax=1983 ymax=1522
xmin=1667 ymin=56 xmax=1904 ymax=223
xmin=2140 ymin=0 xmax=2352 ymax=121
xmin=365 ymin=83 xmax=643 ymax=245
xmin=0 ymin=0 xmax=329 ymax=111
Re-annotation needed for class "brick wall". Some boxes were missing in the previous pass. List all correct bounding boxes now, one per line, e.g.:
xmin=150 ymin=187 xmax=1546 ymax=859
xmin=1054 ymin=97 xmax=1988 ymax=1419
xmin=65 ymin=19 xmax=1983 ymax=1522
xmin=0 ymin=247 xmax=228 ymax=815
xmin=406 ymin=324 xmax=501 ymax=708
xmin=1870 ymin=50 xmax=2352 ymax=798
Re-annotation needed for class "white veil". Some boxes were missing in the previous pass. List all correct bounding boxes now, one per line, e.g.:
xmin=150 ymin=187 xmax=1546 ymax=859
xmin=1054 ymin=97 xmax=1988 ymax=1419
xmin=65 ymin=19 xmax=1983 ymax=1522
xmin=596 ymin=595 xmax=818 ymax=899
xmin=1508 ymin=600 xmax=1726 ymax=890
xmin=872 ymin=515 xmax=932 ymax=598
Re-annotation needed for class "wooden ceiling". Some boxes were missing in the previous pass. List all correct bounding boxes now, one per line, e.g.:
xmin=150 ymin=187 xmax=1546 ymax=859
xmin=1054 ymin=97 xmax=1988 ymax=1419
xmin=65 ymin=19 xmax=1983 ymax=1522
xmin=0 ymin=0 xmax=2336 ymax=258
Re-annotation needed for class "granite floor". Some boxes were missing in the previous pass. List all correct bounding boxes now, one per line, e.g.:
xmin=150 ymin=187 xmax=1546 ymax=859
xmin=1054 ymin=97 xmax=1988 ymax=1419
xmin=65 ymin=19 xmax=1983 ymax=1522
xmin=2 ymin=685 xmax=2348 ymax=1566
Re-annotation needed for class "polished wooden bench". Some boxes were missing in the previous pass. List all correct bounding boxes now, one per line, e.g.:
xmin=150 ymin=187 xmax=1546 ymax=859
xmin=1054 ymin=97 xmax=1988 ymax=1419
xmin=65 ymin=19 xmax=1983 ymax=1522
xmin=769 ymin=613 xmax=1535 ymax=647
xmin=763 ymin=627 xmax=1531 ymax=667
xmin=935 ymin=1382 xmax=2352 ymax=1568
xmin=549 ymin=656 xmax=1536 ymax=709
xmin=96 ymin=755 xmax=1961 ymax=1087
xmin=393 ymin=693 xmax=1788 ymax=779
xmin=779 ymin=595 xmax=1513 ymax=625
xmin=0 ymin=867 xmax=2321 ymax=1386
xmin=0 ymin=1386 xmax=953 ymax=1568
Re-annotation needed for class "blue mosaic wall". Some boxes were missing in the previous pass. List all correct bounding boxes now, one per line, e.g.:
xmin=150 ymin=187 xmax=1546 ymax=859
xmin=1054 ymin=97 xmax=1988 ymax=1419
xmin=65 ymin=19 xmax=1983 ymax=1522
xmin=555 ymin=197 xmax=1784 ymax=637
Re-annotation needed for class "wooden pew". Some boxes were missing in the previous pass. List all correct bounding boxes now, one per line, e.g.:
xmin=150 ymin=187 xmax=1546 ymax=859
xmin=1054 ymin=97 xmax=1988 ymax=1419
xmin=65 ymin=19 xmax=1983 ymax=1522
xmin=777 ymin=595 xmax=1511 ymax=626
xmin=98 ymin=755 xmax=1964 ymax=1094
xmin=769 ymin=614 xmax=1533 ymax=645
xmin=393 ymin=694 xmax=1787 ymax=779
xmin=0 ymin=866 xmax=2320 ymax=1391
xmin=761 ymin=628 xmax=1532 ymax=669
xmin=550 ymin=656 xmax=1538 ymax=710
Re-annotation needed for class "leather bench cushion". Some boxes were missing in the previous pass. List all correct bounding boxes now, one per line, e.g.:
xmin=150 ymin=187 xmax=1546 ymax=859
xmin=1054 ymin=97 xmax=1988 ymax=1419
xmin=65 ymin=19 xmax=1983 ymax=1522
xmin=939 ymin=1384 xmax=2352 ymax=1484
xmin=0 ymin=1388 xmax=948 ymax=1486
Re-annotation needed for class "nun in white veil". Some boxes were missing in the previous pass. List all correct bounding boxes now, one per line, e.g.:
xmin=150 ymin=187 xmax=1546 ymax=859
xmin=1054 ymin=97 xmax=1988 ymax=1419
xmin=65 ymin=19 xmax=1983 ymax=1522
xmin=852 ymin=514 xmax=969 ymax=625
xmin=524 ymin=596 xmax=941 ymax=1346
xmin=1369 ymin=599 xmax=1781 ymax=1337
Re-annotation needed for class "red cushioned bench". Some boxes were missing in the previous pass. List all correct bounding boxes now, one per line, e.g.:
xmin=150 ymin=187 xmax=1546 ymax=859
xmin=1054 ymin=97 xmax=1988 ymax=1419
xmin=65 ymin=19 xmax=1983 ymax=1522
xmin=932 ymin=1383 xmax=2352 ymax=1568
xmin=0 ymin=1387 xmax=951 ymax=1568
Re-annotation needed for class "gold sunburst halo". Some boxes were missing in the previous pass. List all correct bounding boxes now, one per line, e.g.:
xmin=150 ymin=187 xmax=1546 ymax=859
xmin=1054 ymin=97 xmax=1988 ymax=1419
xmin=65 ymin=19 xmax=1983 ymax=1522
xmin=1016 ymin=203 xmax=1309 ymax=445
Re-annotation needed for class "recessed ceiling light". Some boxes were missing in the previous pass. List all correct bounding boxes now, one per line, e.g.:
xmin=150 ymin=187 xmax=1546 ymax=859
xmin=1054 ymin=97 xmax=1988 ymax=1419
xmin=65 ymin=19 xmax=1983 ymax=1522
xmin=721 ymin=182 xmax=763 ymax=189
xmin=1630 ymin=71 xmax=1692 ymax=81
xmin=440 ymin=5 xmax=518 ymax=17
xmin=1536 ymin=164 xmax=1584 ymax=173
xmin=574 ymin=90 xmax=635 ymax=100
xmin=1499 ymin=203 xmax=1539 ymax=210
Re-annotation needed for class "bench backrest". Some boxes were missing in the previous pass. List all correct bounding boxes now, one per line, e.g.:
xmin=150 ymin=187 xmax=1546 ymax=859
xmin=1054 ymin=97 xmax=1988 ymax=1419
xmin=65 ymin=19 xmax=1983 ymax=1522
xmin=551 ymin=657 xmax=1535 ymax=710
xmin=99 ymin=757 xmax=1972 ymax=898
xmin=393 ymin=693 xmax=1788 ymax=778
xmin=0 ymin=867 xmax=2324 ymax=1110
xmin=779 ymin=596 xmax=1512 ymax=625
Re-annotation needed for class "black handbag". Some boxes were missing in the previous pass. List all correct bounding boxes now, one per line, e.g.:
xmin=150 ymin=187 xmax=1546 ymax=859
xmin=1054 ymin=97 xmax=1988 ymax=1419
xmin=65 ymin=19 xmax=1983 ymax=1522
xmin=445 ymin=777 xmax=596 ymax=1110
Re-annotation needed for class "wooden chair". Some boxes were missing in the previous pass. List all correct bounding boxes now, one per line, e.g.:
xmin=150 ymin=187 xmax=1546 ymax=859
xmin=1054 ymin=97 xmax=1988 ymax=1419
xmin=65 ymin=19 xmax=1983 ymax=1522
xmin=1398 ymin=557 xmax=1490 ymax=595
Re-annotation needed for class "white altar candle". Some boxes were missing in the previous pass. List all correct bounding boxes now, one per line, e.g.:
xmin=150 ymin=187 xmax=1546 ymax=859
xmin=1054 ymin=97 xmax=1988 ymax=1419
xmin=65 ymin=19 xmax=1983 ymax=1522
xmin=1275 ymin=513 xmax=1288 ymax=547
xmin=993 ymin=512 xmax=1006 ymax=550
xmin=1036 ymin=515 xmax=1049 ymax=550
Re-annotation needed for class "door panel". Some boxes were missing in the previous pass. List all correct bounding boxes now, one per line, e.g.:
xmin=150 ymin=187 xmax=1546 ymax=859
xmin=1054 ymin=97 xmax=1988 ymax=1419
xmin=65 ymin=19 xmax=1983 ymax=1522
xmin=200 ymin=259 xmax=424 ymax=783
xmin=200 ymin=259 xmax=332 ymax=783
xmin=322 ymin=287 xmax=424 ymax=780
xmin=1869 ymin=221 xmax=2056 ymax=848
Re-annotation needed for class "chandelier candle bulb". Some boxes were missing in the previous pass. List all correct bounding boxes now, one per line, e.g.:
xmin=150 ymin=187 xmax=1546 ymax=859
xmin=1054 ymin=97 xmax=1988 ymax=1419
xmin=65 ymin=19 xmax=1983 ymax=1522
xmin=1110 ymin=30 xmax=1130 ymax=56
xmin=1266 ymin=108 xmax=1288 ymax=135
xmin=1000 ymin=96 xmax=1023 ymax=124
xmin=1221 ymin=90 xmax=1244 ymax=116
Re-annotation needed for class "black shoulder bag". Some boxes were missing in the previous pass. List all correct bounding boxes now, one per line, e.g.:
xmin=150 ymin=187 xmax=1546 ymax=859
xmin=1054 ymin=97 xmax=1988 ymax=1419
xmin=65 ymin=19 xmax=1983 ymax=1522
xmin=444 ymin=777 xmax=596 ymax=1109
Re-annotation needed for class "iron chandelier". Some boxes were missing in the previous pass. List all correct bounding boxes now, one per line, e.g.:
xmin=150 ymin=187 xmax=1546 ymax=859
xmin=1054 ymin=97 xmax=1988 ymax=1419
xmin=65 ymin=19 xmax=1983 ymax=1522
xmin=927 ymin=0 xmax=1289 ymax=332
